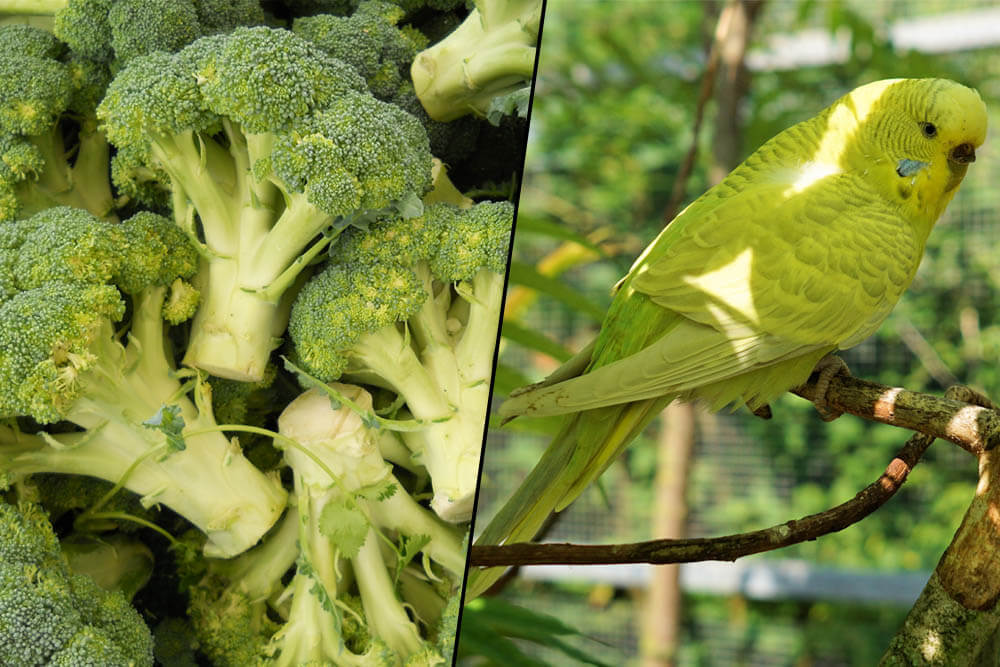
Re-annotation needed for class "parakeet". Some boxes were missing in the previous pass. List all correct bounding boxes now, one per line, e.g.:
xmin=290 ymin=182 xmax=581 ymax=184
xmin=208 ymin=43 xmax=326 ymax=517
xmin=468 ymin=78 xmax=988 ymax=598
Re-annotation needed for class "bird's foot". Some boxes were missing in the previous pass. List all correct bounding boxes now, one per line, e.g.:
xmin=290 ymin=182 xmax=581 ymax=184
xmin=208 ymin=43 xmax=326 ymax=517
xmin=751 ymin=404 xmax=772 ymax=420
xmin=802 ymin=354 xmax=850 ymax=422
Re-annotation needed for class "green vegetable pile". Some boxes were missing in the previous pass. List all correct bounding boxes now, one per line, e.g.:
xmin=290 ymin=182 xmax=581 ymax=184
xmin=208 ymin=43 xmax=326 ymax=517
xmin=0 ymin=0 xmax=537 ymax=664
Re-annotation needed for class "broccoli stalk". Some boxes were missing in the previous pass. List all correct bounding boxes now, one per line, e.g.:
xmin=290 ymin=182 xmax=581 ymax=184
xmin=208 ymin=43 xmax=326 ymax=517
xmin=0 ymin=208 xmax=287 ymax=557
xmin=1 ymin=285 xmax=286 ymax=558
xmin=0 ymin=24 xmax=115 ymax=221
xmin=0 ymin=0 xmax=68 ymax=15
xmin=99 ymin=26 xmax=433 ymax=381
xmin=269 ymin=384 xmax=463 ymax=664
xmin=289 ymin=200 xmax=513 ymax=521
xmin=410 ymin=0 xmax=541 ymax=122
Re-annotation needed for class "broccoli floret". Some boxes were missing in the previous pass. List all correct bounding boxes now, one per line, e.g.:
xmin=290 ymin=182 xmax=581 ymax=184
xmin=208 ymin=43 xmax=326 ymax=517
xmin=98 ymin=25 xmax=434 ymax=382
xmin=410 ymin=0 xmax=540 ymax=122
xmin=292 ymin=1 xmax=428 ymax=100
xmin=52 ymin=0 xmax=266 ymax=67
xmin=0 ymin=24 xmax=114 ymax=221
xmin=289 ymin=200 xmax=511 ymax=521
xmin=0 ymin=500 xmax=154 ymax=667
xmin=0 ymin=207 xmax=287 ymax=557
xmin=187 ymin=510 xmax=299 ymax=667
xmin=256 ymin=384 xmax=464 ymax=665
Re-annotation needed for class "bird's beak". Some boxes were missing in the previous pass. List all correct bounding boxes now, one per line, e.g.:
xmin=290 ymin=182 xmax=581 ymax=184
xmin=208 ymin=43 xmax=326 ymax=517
xmin=949 ymin=143 xmax=976 ymax=165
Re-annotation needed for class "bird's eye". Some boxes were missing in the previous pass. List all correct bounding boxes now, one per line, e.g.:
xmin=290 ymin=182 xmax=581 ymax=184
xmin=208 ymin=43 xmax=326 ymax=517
xmin=920 ymin=122 xmax=938 ymax=138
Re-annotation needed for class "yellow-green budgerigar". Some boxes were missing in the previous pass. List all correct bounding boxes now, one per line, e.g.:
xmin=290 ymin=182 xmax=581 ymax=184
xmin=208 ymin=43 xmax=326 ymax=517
xmin=468 ymin=78 xmax=987 ymax=598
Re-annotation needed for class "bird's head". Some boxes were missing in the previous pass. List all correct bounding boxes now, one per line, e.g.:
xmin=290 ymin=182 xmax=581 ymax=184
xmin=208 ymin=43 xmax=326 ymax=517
xmin=840 ymin=78 xmax=988 ymax=225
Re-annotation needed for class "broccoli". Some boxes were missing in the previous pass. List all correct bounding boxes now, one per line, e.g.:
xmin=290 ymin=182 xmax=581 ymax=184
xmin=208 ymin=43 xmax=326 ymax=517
xmin=48 ymin=0 xmax=267 ymax=67
xmin=288 ymin=200 xmax=512 ymax=521
xmin=187 ymin=510 xmax=299 ymax=666
xmin=269 ymin=384 xmax=464 ymax=665
xmin=60 ymin=533 xmax=154 ymax=600
xmin=292 ymin=0 xmax=428 ymax=101
xmin=410 ymin=0 xmax=541 ymax=122
xmin=291 ymin=3 xmax=483 ymax=164
xmin=0 ymin=24 xmax=114 ymax=221
xmin=98 ymin=25 xmax=434 ymax=382
xmin=185 ymin=384 xmax=466 ymax=665
xmin=0 ymin=207 xmax=287 ymax=558
xmin=0 ymin=500 xmax=154 ymax=666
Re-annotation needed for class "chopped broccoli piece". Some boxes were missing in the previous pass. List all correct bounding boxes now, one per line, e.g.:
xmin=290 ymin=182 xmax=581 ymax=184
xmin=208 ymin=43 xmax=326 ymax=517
xmin=0 ymin=24 xmax=114 ymax=221
xmin=410 ymin=0 xmax=541 ymax=121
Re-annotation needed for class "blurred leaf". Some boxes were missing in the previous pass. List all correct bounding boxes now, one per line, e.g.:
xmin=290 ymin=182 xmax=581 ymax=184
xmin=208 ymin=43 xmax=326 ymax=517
xmin=508 ymin=260 xmax=605 ymax=321
xmin=501 ymin=320 xmax=574 ymax=362
xmin=459 ymin=597 xmax=615 ymax=666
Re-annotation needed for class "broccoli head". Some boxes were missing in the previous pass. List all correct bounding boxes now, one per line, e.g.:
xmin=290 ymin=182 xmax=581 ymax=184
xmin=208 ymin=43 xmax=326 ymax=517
xmin=0 ymin=500 xmax=154 ymax=667
xmin=0 ymin=24 xmax=114 ymax=221
xmin=292 ymin=0 xmax=428 ymax=100
xmin=289 ymin=201 xmax=512 ymax=521
xmin=99 ymin=25 xmax=434 ymax=382
xmin=0 ymin=206 xmax=287 ymax=557
xmin=53 ymin=0 xmax=266 ymax=67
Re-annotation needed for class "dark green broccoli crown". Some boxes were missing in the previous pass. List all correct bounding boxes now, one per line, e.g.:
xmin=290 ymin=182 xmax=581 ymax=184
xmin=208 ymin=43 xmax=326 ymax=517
xmin=194 ymin=0 xmax=267 ymax=34
xmin=100 ymin=26 xmax=367 ymax=150
xmin=329 ymin=201 xmax=513 ymax=280
xmin=0 ymin=282 xmax=124 ymax=422
xmin=288 ymin=201 xmax=511 ymax=381
xmin=55 ymin=0 xmax=115 ymax=62
xmin=0 ymin=207 xmax=196 ymax=296
xmin=0 ymin=135 xmax=45 ymax=192
xmin=0 ymin=501 xmax=60 ymax=565
xmin=55 ymin=0 xmax=266 ymax=67
xmin=108 ymin=0 xmax=202 ymax=64
xmin=65 ymin=55 xmax=114 ymax=117
xmin=289 ymin=260 xmax=426 ymax=379
xmin=0 ymin=207 xmax=124 ymax=289
xmin=115 ymin=211 xmax=199 ymax=294
xmin=0 ymin=501 xmax=154 ymax=667
xmin=270 ymin=91 xmax=432 ymax=219
xmin=195 ymin=26 xmax=367 ymax=134
xmin=429 ymin=200 xmax=513 ymax=280
xmin=292 ymin=1 xmax=427 ymax=100
xmin=0 ymin=25 xmax=67 ymax=61
xmin=0 ymin=55 xmax=73 ymax=136
xmin=99 ymin=49 xmax=220 ymax=150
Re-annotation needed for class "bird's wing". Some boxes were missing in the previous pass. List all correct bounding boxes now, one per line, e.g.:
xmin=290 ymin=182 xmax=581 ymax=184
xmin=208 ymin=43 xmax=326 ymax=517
xmin=501 ymin=170 xmax=922 ymax=420
xmin=630 ymin=171 xmax=922 ymax=351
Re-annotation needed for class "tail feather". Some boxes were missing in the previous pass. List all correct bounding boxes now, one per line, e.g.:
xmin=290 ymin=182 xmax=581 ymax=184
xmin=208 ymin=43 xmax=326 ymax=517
xmin=468 ymin=396 xmax=672 ymax=598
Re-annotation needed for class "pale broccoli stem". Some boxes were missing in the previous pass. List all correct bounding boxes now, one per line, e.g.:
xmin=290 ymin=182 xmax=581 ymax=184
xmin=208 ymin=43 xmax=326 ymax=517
xmin=2 ymin=287 xmax=287 ymax=557
xmin=150 ymin=125 xmax=333 ymax=381
xmin=0 ymin=1 xmax=68 ymax=15
xmin=347 ymin=264 xmax=503 ymax=522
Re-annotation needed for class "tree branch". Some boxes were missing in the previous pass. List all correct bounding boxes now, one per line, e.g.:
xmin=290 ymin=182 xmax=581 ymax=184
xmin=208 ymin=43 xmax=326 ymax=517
xmin=470 ymin=383 xmax=1000 ymax=568
xmin=792 ymin=372 xmax=1000 ymax=455
xmin=469 ymin=430 xmax=933 ymax=567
